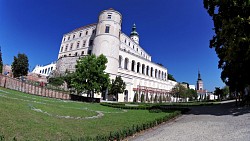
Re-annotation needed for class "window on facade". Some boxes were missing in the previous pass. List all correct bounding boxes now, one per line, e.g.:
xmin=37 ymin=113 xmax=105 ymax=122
xmin=79 ymin=32 xmax=82 ymax=37
xmin=73 ymin=34 xmax=75 ymax=39
xmin=51 ymin=67 xmax=53 ymax=70
xmin=77 ymin=41 xmax=80 ymax=48
xmin=65 ymin=45 xmax=68 ymax=51
xmin=40 ymin=70 xmax=41 ymax=73
xmin=63 ymin=38 xmax=65 ymax=41
xmin=45 ymin=69 xmax=47 ymax=74
xmin=75 ymin=52 xmax=78 ymax=56
xmin=68 ymin=36 xmax=70 ymax=40
xmin=125 ymin=39 xmax=126 ymax=43
xmin=92 ymin=29 xmax=96 ymax=34
xmin=86 ymin=31 xmax=88 ymax=35
xmin=107 ymin=15 xmax=112 ymax=19
xmin=83 ymin=40 xmax=86 ymax=47
xmin=105 ymin=26 xmax=110 ymax=33
xmin=137 ymin=48 xmax=138 ymax=52
xmin=69 ymin=53 xmax=71 ymax=56
xmin=131 ymin=61 xmax=135 ymax=72
xmin=70 ymin=46 xmax=73 ymax=50
xmin=89 ymin=40 xmax=93 ymax=46
xmin=124 ymin=58 xmax=129 ymax=70
xmin=60 ymin=46 xmax=64 ymax=52
xmin=133 ymin=45 xmax=134 ymax=49
xmin=81 ymin=51 xmax=84 ymax=55
xmin=129 ymin=42 xmax=130 ymax=46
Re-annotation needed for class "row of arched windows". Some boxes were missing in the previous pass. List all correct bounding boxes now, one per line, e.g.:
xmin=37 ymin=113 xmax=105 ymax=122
xmin=119 ymin=55 xmax=167 ymax=81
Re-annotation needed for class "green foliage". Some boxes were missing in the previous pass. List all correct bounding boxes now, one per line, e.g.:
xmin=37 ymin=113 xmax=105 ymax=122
xmin=0 ymin=48 xmax=3 ymax=74
xmin=11 ymin=53 xmax=29 ymax=78
xmin=154 ymin=94 xmax=158 ymax=103
xmin=168 ymin=73 xmax=176 ymax=81
xmin=133 ymin=93 xmax=138 ymax=102
xmin=141 ymin=94 xmax=145 ymax=103
xmin=71 ymin=54 xmax=110 ymax=99
xmin=48 ymin=77 xmax=64 ymax=86
xmin=109 ymin=76 xmax=126 ymax=100
xmin=203 ymin=0 xmax=250 ymax=93
xmin=159 ymin=95 xmax=162 ymax=103
xmin=186 ymin=89 xmax=198 ymax=100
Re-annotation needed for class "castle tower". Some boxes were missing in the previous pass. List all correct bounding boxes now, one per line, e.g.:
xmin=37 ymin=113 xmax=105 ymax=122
xmin=92 ymin=8 xmax=122 ymax=78
xmin=130 ymin=23 xmax=139 ymax=44
xmin=196 ymin=70 xmax=203 ymax=90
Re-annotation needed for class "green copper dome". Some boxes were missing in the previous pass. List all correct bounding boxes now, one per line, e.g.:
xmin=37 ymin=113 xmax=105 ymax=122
xmin=130 ymin=23 xmax=139 ymax=36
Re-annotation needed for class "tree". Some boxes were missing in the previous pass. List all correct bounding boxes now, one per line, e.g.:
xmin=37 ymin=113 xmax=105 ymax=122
xmin=203 ymin=1 xmax=250 ymax=99
xmin=186 ymin=89 xmax=198 ymax=101
xmin=168 ymin=74 xmax=176 ymax=81
xmin=0 ymin=47 xmax=3 ymax=73
xmin=71 ymin=54 xmax=110 ymax=101
xmin=214 ymin=87 xmax=223 ymax=101
xmin=109 ymin=76 xmax=126 ymax=101
xmin=11 ymin=53 xmax=29 ymax=78
xmin=172 ymin=83 xmax=187 ymax=102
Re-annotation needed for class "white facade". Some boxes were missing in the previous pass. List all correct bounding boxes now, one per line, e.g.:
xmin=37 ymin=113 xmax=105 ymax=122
xmin=56 ymin=8 xmax=177 ymax=102
xmin=32 ymin=62 xmax=56 ymax=76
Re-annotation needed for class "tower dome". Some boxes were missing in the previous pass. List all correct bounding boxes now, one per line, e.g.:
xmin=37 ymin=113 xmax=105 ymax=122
xmin=130 ymin=23 xmax=139 ymax=44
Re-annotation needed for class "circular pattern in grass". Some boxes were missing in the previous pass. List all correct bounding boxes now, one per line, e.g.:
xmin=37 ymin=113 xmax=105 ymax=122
xmin=29 ymin=104 xmax=103 ymax=120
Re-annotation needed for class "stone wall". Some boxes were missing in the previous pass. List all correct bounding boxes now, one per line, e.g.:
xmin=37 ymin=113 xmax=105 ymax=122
xmin=0 ymin=74 xmax=70 ymax=100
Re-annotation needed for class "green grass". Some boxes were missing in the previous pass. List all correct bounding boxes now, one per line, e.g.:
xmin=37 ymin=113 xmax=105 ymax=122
xmin=0 ymin=87 xmax=176 ymax=140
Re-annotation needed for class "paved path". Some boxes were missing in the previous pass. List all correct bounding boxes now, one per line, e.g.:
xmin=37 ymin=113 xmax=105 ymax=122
xmin=130 ymin=100 xmax=250 ymax=141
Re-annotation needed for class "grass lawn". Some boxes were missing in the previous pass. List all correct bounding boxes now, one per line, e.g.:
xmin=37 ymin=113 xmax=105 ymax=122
xmin=0 ymin=87 xmax=176 ymax=140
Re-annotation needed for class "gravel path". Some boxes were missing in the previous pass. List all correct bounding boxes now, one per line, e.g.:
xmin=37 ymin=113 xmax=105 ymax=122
xmin=130 ymin=100 xmax=250 ymax=141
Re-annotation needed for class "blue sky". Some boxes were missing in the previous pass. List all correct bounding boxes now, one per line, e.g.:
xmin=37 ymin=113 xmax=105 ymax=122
xmin=0 ymin=0 xmax=225 ymax=91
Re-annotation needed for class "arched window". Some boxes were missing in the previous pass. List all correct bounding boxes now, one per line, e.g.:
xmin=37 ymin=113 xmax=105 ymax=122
xmin=165 ymin=72 xmax=167 ymax=80
xmin=124 ymin=58 xmax=129 ymax=70
xmin=146 ymin=66 xmax=149 ymax=76
xmin=158 ymin=71 xmax=161 ymax=79
xmin=142 ymin=64 xmax=145 ymax=74
xmin=119 ymin=56 xmax=123 ymax=68
xmin=151 ymin=67 xmax=153 ymax=77
xmin=162 ymin=72 xmax=164 ymax=80
xmin=131 ymin=60 xmax=135 ymax=72
xmin=155 ymin=69 xmax=158 ymax=78
xmin=137 ymin=62 xmax=141 ymax=73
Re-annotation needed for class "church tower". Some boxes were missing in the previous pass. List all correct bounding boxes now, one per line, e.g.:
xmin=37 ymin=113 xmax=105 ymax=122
xmin=130 ymin=23 xmax=139 ymax=44
xmin=196 ymin=70 xmax=204 ymax=90
xmin=92 ymin=8 xmax=122 ymax=79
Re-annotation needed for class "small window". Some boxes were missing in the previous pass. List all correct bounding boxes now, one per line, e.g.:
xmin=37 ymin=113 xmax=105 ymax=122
xmin=63 ymin=38 xmax=65 ymax=41
xmin=75 ymin=52 xmax=78 ymax=56
xmin=133 ymin=45 xmax=134 ymax=49
xmin=60 ymin=46 xmax=64 ymax=52
xmin=137 ymin=48 xmax=138 ymax=51
xmin=69 ymin=53 xmax=71 ymax=56
xmin=73 ymin=34 xmax=75 ymax=39
xmin=86 ymin=31 xmax=88 ymax=35
xmin=70 ymin=43 xmax=73 ymax=50
xmin=79 ymin=32 xmax=82 ymax=37
xmin=125 ymin=39 xmax=126 ymax=43
xmin=92 ymin=29 xmax=96 ymax=34
xmin=77 ymin=41 xmax=80 ymax=48
xmin=83 ymin=40 xmax=86 ymax=47
xmin=105 ymin=26 xmax=110 ymax=33
xmin=81 ymin=51 xmax=84 ymax=55
xmin=65 ymin=45 xmax=68 ymax=51
xmin=107 ymin=15 xmax=111 ymax=19
xmin=129 ymin=42 xmax=130 ymax=46
xmin=68 ymin=36 xmax=70 ymax=40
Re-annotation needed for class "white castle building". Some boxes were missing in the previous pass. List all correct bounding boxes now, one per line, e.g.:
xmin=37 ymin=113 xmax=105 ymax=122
xmin=56 ymin=8 xmax=177 ymax=102
xmin=32 ymin=62 xmax=56 ymax=76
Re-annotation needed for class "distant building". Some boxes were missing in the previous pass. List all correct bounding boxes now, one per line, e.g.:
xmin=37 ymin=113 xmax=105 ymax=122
xmin=196 ymin=70 xmax=207 ymax=100
xmin=180 ymin=82 xmax=189 ymax=89
xmin=2 ymin=64 xmax=12 ymax=77
xmin=32 ymin=62 xmax=56 ymax=77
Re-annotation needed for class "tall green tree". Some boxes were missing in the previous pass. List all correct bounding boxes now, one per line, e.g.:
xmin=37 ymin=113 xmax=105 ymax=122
xmin=0 ymin=47 xmax=3 ymax=73
xmin=109 ymin=76 xmax=126 ymax=101
xmin=168 ymin=73 xmax=176 ymax=81
xmin=203 ymin=1 xmax=250 ymax=96
xmin=11 ymin=53 xmax=29 ymax=78
xmin=71 ymin=54 xmax=110 ymax=100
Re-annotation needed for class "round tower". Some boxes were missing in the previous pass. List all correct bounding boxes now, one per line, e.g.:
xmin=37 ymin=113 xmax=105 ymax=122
xmin=130 ymin=23 xmax=139 ymax=44
xmin=92 ymin=8 xmax=122 ymax=78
